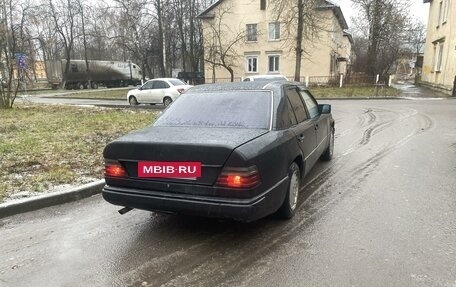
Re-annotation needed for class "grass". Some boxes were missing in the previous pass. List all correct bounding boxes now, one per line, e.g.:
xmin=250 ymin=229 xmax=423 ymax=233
xmin=0 ymin=104 xmax=157 ymax=203
xmin=310 ymin=86 xmax=400 ymax=98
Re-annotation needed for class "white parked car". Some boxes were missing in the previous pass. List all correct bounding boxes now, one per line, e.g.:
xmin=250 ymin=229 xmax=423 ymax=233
xmin=243 ymin=75 xmax=288 ymax=82
xmin=127 ymin=78 xmax=192 ymax=107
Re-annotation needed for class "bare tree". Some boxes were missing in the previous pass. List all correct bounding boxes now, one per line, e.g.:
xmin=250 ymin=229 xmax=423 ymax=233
xmin=110 ymin=0 xmax=158 ymax=78
xmin=47 ymin=0 xmax=81 ymax=88
xmin=270 ymin=0 xmax=326 ymax=81
xmin=200 ymin=3 xmax=245 ymax=82
xmin=405 ymin=19 xmax=426 ymax=56
xmin=76 ymin=0 xmax=92 ymax=88
xmin=0 ymin=0 xmax=33 ymax=108
xmin=351 ymin=35 xmax=369 ymax=73
xmin=352 ymin=0 xmax=411 ymax=75
xmin=1 ymin=0 xmax=210 ymax=94
xmin=171 ymin=0 xmax=205 ymax=73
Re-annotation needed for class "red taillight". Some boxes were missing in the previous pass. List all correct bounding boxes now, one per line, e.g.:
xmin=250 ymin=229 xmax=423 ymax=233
xmin=177 ymin=88 xmax=185 ymax=94
xmin=216 ymin=166 xmax=260 ymax=189
xmin=104 ymin=161 xmax=127 ymax=178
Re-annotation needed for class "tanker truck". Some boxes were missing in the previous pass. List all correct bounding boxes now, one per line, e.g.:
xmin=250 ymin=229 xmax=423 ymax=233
xmin=46 ymin=59 xmax=143 ymax=89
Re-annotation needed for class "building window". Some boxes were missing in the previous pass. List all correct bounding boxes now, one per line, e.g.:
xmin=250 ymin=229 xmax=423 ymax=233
xmin=268 ymin=22 xmax=280 ymax=40
xmin=432 ymin=45 xmax=436 ymax=72
xmin=268 ymin=55 xmax=280 ymax=72
xmin=246 ymin=56 xmax=258 ymax=73
xmin=246 ymin=24 xmax=258 ymax=42
xmin=438 ymin=1 xmax=443 ymax=27
xmin=443 ymin=0 xmax=449 ymax=23
xmin=436 ymin=42 xmax=444 ymax=72
xmin=330 ymin=54 xmax=337 ymax=74
xmin=260 ymin=0 xmax=266 ymax=10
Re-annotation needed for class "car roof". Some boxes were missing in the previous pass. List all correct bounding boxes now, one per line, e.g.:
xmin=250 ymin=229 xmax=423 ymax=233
xmin=187 ymin=81 xmax=306 ymax=93
xmin=148 ymin=78 xmax=183 ymax=82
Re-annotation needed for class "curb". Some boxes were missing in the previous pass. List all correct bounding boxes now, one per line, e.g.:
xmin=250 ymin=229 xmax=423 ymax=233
xmin=316 ymin=97 xmax=403 ymax=100
xmin=316 ymin=96 xmax=454 ymax=100
xmin=0 ymin=180 xmax=105 ymax=219
xmin=42 ymin=96 xmax=124 ymax=101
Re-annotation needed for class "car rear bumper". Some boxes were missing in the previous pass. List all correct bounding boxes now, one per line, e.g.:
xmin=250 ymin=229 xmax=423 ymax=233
xmin=102 ymin=177 xmax=288 ymax=222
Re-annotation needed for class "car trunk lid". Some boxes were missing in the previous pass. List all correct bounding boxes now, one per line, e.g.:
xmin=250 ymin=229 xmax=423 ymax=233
xmin=104 ymin=126 xmax=268 ymax=185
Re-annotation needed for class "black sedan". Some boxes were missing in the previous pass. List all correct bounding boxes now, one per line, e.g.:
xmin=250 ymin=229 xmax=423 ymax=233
xmin=102 ymin=81 xmax=334 ymax=222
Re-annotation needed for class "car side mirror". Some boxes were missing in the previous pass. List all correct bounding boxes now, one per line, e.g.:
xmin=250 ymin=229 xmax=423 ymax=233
xmin=319 ymin=104 xmax=331 ymax=114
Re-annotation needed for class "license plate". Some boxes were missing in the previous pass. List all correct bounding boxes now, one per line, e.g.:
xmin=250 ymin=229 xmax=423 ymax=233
xmin=137 ymin=162 xmax=202 ymax=179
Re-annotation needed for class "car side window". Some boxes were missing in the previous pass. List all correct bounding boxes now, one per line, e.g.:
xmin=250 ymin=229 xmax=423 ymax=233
xmin=277 ymin=96 xmax=298 ymax=129
xmin=152 ymin=81 xmax=170 ymax=89
xmin=142 ymin=81 xmax=154 ymax=90
xmin=285 ymin=97 xmax=298 ymax=126
xmin=300 ymin=90 xmax=320 ymax=119
xmin=285 ymin=88 xmax=308 ymax=123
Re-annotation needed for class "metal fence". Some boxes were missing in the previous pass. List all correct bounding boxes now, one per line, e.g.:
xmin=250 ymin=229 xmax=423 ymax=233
xmin=299 ymin=74 xmax=391 ymax=88
xmin=300 ymin=76 xmax=340 ymax=88
xmin=205 ymin=74 xmax=392 ymax=87
xmin=344 ymin=75 xmax=389 ymax=86
xmin=206 ymin=77 xmax=243 ymax=83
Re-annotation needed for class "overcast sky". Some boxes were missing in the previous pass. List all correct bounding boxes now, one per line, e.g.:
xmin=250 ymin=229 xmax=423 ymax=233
xmin=332 ymin=0 xmax=430 ymax=29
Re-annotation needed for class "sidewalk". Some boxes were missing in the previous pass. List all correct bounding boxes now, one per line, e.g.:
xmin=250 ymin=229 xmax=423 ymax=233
xmin=393 ymin=81 xmax=452 ymax=99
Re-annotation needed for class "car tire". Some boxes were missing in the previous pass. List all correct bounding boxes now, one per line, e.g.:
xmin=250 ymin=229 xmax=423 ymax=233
xmin=277 ymin=162 xmax=300 ymax=219
xmin=129 ymin=96 xmax=139 ymax=105
xmin=78 ymin=82 xmax=85 ymax=90
xmin=163 ymin=97 xmax=172 ymax=107
xmin=321 ymin=126 xmax=334 ymax=161
xmin=91 ymin=82 xmax=98 ymax=89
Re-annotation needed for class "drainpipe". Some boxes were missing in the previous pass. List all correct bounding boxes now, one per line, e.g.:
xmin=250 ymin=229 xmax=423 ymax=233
xmin=452 ymin=76 xmax=456 ymax=97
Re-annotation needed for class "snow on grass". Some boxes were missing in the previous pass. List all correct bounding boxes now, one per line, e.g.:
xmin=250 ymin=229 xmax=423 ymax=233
xmin=0 ymin=104 xmax=157 ymax=203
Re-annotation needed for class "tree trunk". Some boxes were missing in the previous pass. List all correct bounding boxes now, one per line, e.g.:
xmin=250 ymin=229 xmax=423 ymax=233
xmin=294 ymin=0 xmax=304 ymax=82
xmin=63 ymin=52 xmax=71 ymax=89
xmin=367 ymin=0 xmax=381 ymax=76
xmin=156 ymin=0 xmax=166 ymax=77
xmin=81 ymin=4 xmax=91 ymax=89
xmin=229 ymin=67 xmax=234 ymax=82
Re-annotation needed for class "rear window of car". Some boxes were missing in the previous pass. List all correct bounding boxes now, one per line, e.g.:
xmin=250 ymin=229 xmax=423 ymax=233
xmin=168 ymin=79 xmax=186 ymax=86
xmin=154 ymin=91 xmax=271 ymax=129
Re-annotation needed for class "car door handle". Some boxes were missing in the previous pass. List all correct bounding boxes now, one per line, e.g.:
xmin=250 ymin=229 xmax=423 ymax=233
xmin=297 ymin=134 xmax=305 ymax=142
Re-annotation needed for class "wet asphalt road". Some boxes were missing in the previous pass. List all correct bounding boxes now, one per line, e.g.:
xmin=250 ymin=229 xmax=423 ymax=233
xmin=1 ymin=98 xmax=456 ymax=287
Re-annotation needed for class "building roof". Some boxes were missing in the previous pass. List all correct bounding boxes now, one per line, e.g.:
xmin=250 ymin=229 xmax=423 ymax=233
xmin=343 ymin=31 xmax=354 ymax=44
xmin=198 ymin=0 xmax=349 ymax=30
xmin=316 ymin=0 xmax=349 ymax=30
xmin=197 ymin=0 xmax=223 ymax=18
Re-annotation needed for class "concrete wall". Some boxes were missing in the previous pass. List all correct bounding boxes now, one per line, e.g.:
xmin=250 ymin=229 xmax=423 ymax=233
xmin=422 ymin=0 xmax=456 ymax=94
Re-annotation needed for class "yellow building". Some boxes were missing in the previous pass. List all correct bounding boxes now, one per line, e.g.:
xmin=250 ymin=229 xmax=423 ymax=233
xmin=13 ymin=60 xmax=47 ymax=82
xmin=198 ymin=0 xmax=351 ymax=83
xmin=422 ymin=0 xmax=456 ymax=95
xmin=33 ymin=61 xmax=47 ymax=81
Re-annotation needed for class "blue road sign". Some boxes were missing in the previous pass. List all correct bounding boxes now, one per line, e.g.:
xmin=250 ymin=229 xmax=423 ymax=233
xmin=15 ymin=53 xmax=27 ymax=70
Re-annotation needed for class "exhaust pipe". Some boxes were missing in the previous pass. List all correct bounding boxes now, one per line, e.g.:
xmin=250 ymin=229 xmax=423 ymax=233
xmin=118 ymin=207 xmax=133 ymax=215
